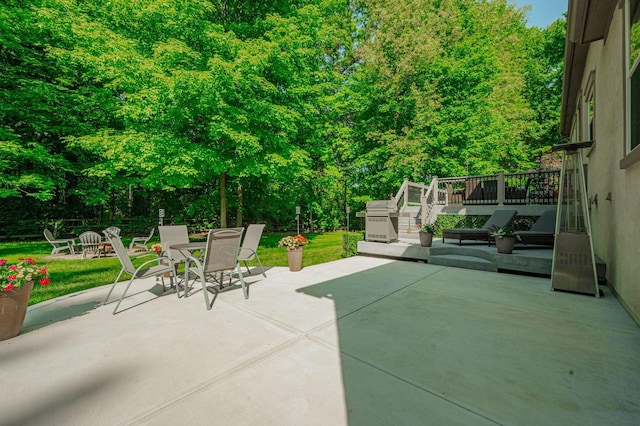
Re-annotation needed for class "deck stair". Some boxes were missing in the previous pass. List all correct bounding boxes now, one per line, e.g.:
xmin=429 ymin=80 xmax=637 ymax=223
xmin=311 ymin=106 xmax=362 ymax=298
xmin=358 ymin=238 xmax=607 ymax=281
xmin=398 ymin=206 xmax=421 ymax=240
xmin=427 ymin=246 xmax=497 ymax=272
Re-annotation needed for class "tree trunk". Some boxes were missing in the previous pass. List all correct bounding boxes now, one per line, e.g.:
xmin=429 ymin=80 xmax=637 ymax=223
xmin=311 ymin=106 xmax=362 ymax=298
xmin=128 ymin=185 xmax=133 ymax=216
xmin=220 ymin=172 xmax=227 ymax=228
xmin=109 ymin=188 xmax=115 ymax=221
xmin=236 ymin=183 xmax=243 ymax=227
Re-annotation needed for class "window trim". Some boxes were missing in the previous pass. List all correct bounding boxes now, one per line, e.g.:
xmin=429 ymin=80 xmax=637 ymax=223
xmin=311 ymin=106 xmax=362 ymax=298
xmin=623 ymin=0 xmax=640 ymax=168
xmin=572 ymin=89 xmax=582 ymax=143
xmin=585 ymin=70 xmax=596 ymax=142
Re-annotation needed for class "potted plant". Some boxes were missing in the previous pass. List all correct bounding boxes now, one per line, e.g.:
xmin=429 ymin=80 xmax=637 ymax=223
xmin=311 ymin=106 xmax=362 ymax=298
xmin=418 ymin=222 xmax=437 ymax=247
xmin=278 ymin=235 xmax=309 ymax=272
xmin=0 ymin=258 xmax=50 ymax=341
xmin=490 ymin=226 xmax=520 ymax=254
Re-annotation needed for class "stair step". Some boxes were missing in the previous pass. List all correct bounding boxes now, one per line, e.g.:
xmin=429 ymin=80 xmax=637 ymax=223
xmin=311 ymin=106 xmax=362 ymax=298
xmin=398 ymin=231 xmax=419 ymax=240
xmin=428 ymin=254 xmax=497 ymax=272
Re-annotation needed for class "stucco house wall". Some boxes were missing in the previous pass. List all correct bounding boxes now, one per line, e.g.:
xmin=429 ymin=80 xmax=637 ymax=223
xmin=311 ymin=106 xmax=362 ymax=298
xmin=564 ymin=4 xmax=640 ymax=323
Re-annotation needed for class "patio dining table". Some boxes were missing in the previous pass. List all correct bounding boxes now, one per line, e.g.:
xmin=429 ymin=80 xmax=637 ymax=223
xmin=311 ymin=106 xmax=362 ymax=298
xmin=168 ymin=242 xmax=206 ymax=257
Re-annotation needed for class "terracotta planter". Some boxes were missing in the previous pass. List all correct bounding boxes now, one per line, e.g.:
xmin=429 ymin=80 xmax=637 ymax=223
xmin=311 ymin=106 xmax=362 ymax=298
xmin=286 ymin=247 xmax=304 ymax=272
xmin=495 ymin=237 xmax=516 ymax=254
xmin=0 ymin=280 xmax=34 ymax=341
xmin=419 ymin=231 xmax=433 ymax=247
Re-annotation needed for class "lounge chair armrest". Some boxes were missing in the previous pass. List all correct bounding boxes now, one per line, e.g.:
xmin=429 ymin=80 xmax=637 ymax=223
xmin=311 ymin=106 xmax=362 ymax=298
xmin=134 ymin=252 xmax=160 ymax=261
xmin=136 ymin=255 xmax=174 ymax=271
xmin=51 ymin=239 xmax=74 ymax=245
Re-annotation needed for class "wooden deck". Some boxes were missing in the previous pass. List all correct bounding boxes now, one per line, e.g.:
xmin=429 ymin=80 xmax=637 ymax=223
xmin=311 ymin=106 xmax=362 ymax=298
xmin=358 ymin=237 xmax=606 ymax=282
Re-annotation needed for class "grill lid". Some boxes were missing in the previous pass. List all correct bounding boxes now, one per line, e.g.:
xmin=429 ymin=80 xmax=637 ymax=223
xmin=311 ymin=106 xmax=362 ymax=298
xmin=366 ymin=199 xmax=398 ymax=212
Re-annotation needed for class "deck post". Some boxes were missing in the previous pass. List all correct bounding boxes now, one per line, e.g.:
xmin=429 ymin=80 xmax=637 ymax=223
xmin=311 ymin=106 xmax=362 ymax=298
xmin=497 ymin=171 xmax=505 ymax=206
xmin=403 ymin=178 xmax=409 ymax=210
xmin=420 ymin=177 xmax=438 ymax=226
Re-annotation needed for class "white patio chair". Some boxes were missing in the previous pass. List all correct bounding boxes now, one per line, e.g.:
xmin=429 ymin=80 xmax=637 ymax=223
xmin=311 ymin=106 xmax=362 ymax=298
xmin=129 ymin=228 xmax=155 ymax=251
xmin=102 ymin=230 xmax=175 ymax=315
xmin=184 ymin=228 xmax=246 ymax=310
xmin=79 ymin=231 xmax=102 ymax=259
xmin=43 ymin=229 xmax=77 ymax=255
xmin=104 ymin=226 xmax=121 ymax=236
xmin=237 ymin=224 xmax=266 ymax=277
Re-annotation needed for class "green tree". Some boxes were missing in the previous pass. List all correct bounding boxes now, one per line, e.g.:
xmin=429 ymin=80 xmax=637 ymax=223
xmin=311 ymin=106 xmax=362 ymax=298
xmin=347 ymin=0 xmax=554 ymax=202
xmin=523 ymin=16 xmax=566 ymax=158
xmin=0 ymin=1 xmax=116 ymax=214
xmin=0 ymin=0 xmax=567 ymax=231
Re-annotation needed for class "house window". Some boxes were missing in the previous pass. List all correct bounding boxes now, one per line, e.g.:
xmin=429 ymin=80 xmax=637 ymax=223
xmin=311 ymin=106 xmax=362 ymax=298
xmin=585 ymin=71 xmax=595 ymax=142
xmin=571 ymin=91 xmax=581 ymax=142
xmin=626 ymin=0 xmax=640 ymax=152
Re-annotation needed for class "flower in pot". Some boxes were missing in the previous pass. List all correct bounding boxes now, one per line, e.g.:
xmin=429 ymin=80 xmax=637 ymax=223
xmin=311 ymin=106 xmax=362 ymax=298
xmin=489 ymin=226 xmax=520 ymax=254
xmin=278 ymin=235 xmax=309 ymax=271
xmin=1 ymin=258 xmax=50 ymax=291
xmin=278 ymin=235 xmax=309 ymax=250
xmin=418 ymin=222 xmax=437 ymax=247
xmin=1 ymin=258 xmax=50 ymax=340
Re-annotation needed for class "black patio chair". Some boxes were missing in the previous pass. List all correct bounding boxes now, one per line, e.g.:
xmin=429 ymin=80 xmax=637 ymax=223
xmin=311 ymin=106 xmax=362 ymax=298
xmin=442 ymin=209 xmax=518 ymax=246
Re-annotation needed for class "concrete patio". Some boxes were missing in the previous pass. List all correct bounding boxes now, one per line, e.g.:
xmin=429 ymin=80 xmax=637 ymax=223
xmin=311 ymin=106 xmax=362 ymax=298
xmin=2 ymin=256 xmax=639 ymax=425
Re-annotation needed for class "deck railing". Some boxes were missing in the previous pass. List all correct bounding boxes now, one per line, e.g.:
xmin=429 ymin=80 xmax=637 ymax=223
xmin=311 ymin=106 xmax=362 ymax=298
xmin=394 ymin=179 xmax=432 ymax=209
xmin=394 ymin=170 xmax=560 ymax=226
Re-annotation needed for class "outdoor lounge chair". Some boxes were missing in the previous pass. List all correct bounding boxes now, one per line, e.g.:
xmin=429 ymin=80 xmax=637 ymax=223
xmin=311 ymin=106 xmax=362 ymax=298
xmin=43 ymin=229 xmax=77 ymax=255
xmin=237 ymin=224 xmax=266 ymax=277
xmin=515 ymin=209 xmax=556 ymax=246
xmin=79 ymin=231 xmax=103 ymax=259
xmin=129 ymin=228 xmax=155 ymax=252
xmin=102 ymin=230 xmax=175 ymax=315
xmin=184 ymin=228 xmax=247 ymax=310
xmin=442 ymin=209 xmax=518 ymax=246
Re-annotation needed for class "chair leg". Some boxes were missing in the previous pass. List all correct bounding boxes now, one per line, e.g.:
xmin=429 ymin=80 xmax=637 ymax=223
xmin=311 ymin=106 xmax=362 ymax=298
xmin=255 ymin=254 xmax=266 ymax=278
xmin=236 ymin=264 xmax=248 ymax=299
xmin=112 ymin=276 xmax=137 ymax=315
xmin=241 ymin=254 xmax=266 ymax=278
xmin=160 ymin=270 xmax=175 ymax=293
xmin=168 ymin=270 xmax=175 ymax=290
xmin=103 ymin=268 xmax=126 ymax=305
xmin=181 ymin=262 xmax=191 ymax=299
xmin=199 ymin=269 xmax=214 ymax=310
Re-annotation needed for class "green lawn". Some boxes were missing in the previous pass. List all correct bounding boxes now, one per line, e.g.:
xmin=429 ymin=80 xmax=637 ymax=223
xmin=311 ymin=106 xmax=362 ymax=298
xmin=0 ymin=231 xmax=363 ymax=305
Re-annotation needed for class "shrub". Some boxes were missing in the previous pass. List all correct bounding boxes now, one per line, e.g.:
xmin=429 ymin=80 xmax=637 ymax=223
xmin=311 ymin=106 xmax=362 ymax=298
xmin=342 ymin=231 xmax=364 ymax=258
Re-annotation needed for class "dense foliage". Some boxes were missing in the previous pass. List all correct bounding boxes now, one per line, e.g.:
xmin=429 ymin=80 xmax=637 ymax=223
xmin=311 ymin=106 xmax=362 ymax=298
xmin=0 ymin=0 xmax=565 ymax=233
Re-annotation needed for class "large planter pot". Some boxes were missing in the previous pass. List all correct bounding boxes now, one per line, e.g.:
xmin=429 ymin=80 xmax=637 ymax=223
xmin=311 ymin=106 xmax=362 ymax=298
xmin=0 ymin=280 xmax=34 ymax=341
xmin=419 ymin=231 xmax=433 ymax=247
xmin=286 ymin=247 xmax=304 ymax=272
xmin=495 ymin=237 xmax=516 ymax=254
